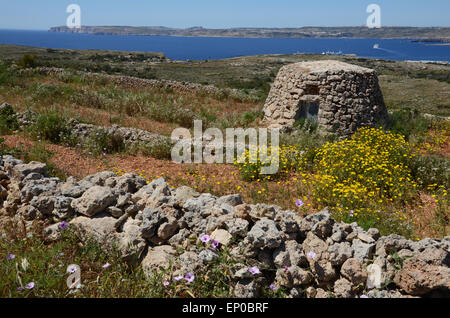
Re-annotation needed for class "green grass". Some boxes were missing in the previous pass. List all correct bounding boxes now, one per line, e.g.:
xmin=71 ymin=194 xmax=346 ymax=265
xmin=86 ymin=129 xmax=126 ymax=157
xmin=26 ymin=112 xmax=70 ymax=144
xmin=0 ymin=224 xmax=286 ymax=298
xmin=128 ymin=139 xmax=174 ymax=160
xmin=387 ymin=109 xmax=433 ymax=140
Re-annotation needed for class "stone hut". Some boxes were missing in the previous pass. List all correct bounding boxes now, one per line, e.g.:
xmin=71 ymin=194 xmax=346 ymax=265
xmin=262 ymin=60 xmax=388 ymax=136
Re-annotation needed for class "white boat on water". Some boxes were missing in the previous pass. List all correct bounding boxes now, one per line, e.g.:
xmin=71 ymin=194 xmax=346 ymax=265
xmin=321 ymin=50 xmax=343 ymax=56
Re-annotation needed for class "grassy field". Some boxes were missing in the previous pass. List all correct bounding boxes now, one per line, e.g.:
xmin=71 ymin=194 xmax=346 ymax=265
xmin=0 ymin=45 xmax=449 ymax=115
xmin=0 ymin=45 xmax=448 ymax=298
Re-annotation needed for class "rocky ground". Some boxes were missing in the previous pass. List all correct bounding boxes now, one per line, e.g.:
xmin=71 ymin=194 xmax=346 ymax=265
xmin=1 ymin=155 xmax=449 ymax=298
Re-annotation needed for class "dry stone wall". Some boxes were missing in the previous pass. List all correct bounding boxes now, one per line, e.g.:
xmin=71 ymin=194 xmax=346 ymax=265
xmin=24 ymin=67 xmax=257 ymax=102
xmin=1 ymin=156 xmax=449 ymax=298
xmin=13 ymin=108 xmax=171 ymax=149
xmin=263 ymin=61 xmax=388 ymax=136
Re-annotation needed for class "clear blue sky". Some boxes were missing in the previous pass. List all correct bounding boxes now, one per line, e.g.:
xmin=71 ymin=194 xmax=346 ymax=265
xmin=1 ymin=0 xmax=449 ymax=30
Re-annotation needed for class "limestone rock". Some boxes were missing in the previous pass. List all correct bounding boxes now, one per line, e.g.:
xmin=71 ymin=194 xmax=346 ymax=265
xmin=70 ymin=214 xmax=117 ymax=244
xmin=334 ymin=278 xmax=354 ymax=298
xmin=341 ymin=258 xmax=368 ymax=286
xmin=211 ymin=229 xmax=233 ymax=246
xmin=71 ymin=186 xmax=116 ymax=217
xmin=141 ymin=245 xmax=176 ymax=274
xmin=273 ymin=240 xmax=307 ymax=267
xmin=394 ymin=247 xmax=450 ymax=296
xmin=247 ymin=218 xmax=282 ymax=249
xmin=11 ymin=162 xmax=47 ymax=181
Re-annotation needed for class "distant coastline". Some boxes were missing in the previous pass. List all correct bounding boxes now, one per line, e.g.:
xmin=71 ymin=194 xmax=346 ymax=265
xmin=49 ymin=26 xmax=450 ymax=41
xmin=2 ymin=29 xmax=449 ymax=62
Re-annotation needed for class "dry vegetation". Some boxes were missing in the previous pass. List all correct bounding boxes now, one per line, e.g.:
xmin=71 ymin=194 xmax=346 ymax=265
xmin=0 ymin=47 xmax=448 ymax=298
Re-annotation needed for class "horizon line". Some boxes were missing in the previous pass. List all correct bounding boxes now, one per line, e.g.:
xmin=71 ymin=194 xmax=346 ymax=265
xmin=2 ymin=25 xmax=450 ymax=32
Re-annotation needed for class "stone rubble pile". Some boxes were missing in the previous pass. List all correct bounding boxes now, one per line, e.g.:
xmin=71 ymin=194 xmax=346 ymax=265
xmin=0 ymin=156 xmax=449 ymax=298
xmin=8 ymin=106 xmax=252 ymax=156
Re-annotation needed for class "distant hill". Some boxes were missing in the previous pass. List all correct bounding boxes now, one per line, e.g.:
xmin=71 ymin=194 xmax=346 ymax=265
xmin=49 ymin=26 xmax=450 ymax=40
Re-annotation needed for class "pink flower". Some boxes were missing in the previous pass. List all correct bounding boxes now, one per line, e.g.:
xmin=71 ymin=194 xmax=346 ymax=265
xmin=248 ymin=266 xmax=260 ymax=275
xmin=269 ymin=284 xmax=278 ymax=291
xmin=360 ymin=295 xmax=369 ymax=298
xmin=295 ymin=200 xmax=304 ymax=207
xmin=185 ymin=273 xmax=195 ymax=283
xmin=58 ymin=221 xmax=69 ymax=230
xmin=67 ymin=265 xmax=78 ymax=273
xmin=174 ymin=275 xmax=184 ymax=281
xmin=211 ymin=240 xmax=219 ymax=249
xmin=25 ymin=282 xmax=35 ymax=290
xmin=102 ymin=263 xmax=111 ymax=269
xmin=163 ymin=281 xmax=170 ymax=286
xmin=200 ymin=234 xmax=211 ymax=243
xmin=7 ymin=254 xmax=15 ymax=260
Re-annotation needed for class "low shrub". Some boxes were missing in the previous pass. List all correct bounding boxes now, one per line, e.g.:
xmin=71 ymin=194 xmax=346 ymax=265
xmin=18 ymin=54 xmax=38 ymax=69
xmin=0 ymin=103 xmax=19 ymax=134
xmin=410 ymin=154 xmax=450 ymax=189
xmin=235 ymin=144 xmax=302 ymax=182
xmin=29 ymin=82 xmax=76 ymax=103
xmin=146 ymin=103 xmax=197 ymax=128
xmin=239 ymin=109 xmax=264 ymax=126
xmin=86 ymin=129 xmax=126 ymax=156
xmin=69 ymin=89 xmax=110 ymax=110
xmin=129 ymin=139 xmax=173 ymax=160
xmin=293 ymin=118 xmax=319 ymax=134
xmin=27 ymin=112 xmax=69 ymax=144
xmin=307 ymin=127 xmax=417 ymax=236
xmin=388 ymin=110 xmax=432 ymax=140
xmin=0 ymin=63 xmax=18 ymax=86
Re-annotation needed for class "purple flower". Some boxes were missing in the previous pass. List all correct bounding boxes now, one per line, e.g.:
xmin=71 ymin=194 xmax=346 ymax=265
xmin=7 ymin=254 xmax=15 ymax=260
xmin=307 ymin=251 xmax=316 ymax=259
xmin=25 ymin=282 xmax=35 ymax=290
xmin=174 ymin=275 xmax=184 ymax=281
xmin=295 ymin=199 xmax=304 ymax=208
xmin=349 ymin=210 xmax=354 ymax=217
xmin=248 ymin=266 xmax=260 ymax=275
xmin=163 ymin=281 xmax=170 ymax=286
xmin=200 ymin=234 xmax=211 ymax=243
xmin=17 ymin=287 xmax=24 ymax=292
xmin=185 ymin=273 xmax=195 ymax=283
xmin=102 ymin=263 xmax=111 ymax=269
xmin=211 ymin=240 xmax=219 ymax=249
xmin=269 ymin=284 xmax=278 ymax=291
xmin=67 ymin=265 xmax=78 ymax=273
xmin=284 ymin=266 xmax=290 ymax=272
xmin=360 ymin=295 xmax=369 ymax=298
xmin=58 ymin=221 xmax=69 ymax=230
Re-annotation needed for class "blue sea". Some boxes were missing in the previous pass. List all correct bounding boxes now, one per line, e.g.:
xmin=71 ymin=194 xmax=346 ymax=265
xmin=0 ymin=29 xmax=449 ymax=62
